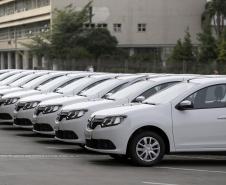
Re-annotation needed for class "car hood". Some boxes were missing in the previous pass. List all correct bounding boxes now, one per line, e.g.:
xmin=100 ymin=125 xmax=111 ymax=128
xmin=2 ymin=90 xmax=39 ymax=99
xmin=92 ymin=104 xmax=155 ymax=118
xmin=0 ymin=85 xmax=10 ymax=90
xmin=0 ymin=87 xmax=23 ymax=95
xmin=19 ymin=93 xmax=62 ymax=103
xmin=62 ymin=99 xmax=114 ymax=111
xmin=39 ymin=95 xmax=88 ymax=106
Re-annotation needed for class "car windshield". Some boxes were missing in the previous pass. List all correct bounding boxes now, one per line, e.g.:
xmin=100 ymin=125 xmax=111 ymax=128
xmin=22 ymin=75 xmax=51 ymax=88
xmin=143 ymin=82 xmax=196 ymax=105
xmin=10 ymin=75 xmax=40 ymax=87
xmin=53 ymin=77 xmax=83 ymax=92
xmin=0 ymin=73 xmax=26 ymax=84
xmin=57 ymin=77 xmax=93 ymax=94
xmin=107 ymin=81 xmax=154 ymax=100
xmin=37 ymin=76 xmax=67 ymax=91
xmin=0 ymin=73 xmax=15 ymax=81
xmin=79 ymin=79 xmax=120 ymax=97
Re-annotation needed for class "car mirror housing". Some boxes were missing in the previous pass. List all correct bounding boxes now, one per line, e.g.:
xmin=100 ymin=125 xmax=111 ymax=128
xmin=135 ymin=96 xmax=145 ymax=103
xmin=176 ymin=100 xmax=193 ymax=110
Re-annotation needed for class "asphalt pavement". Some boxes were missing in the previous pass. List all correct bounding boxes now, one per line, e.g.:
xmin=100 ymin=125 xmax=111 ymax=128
xmin=0 ymin=122 xmax=225 ymax=185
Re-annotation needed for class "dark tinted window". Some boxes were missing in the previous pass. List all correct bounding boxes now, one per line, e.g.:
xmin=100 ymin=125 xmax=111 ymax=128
xmin=184 ymin=84 xmax=226 ymax=109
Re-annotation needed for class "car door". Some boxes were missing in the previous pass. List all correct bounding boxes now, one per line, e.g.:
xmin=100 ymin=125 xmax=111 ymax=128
xmin=172 ymin=84 xmax=226 ymax=151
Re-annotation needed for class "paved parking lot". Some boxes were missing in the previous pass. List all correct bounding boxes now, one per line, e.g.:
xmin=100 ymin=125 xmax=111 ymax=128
xmin=0 ymin=122 xmax=225 ymax=185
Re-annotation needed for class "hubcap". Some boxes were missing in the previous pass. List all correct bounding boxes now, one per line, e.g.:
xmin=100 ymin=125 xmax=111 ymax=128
xmin=136 ymin=136 xmax=160 ymax=162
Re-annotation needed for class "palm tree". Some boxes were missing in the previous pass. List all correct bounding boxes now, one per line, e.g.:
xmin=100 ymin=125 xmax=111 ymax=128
xmin=202 ymin=0 xmax=226 ymax=39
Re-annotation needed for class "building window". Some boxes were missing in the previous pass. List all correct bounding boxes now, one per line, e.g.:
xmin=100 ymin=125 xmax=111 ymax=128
xmin=138 ymin=23 xmax=147 ymax=32
xmin=113 ymin=24 xmax=122 ymax=32
xmin=97 ymin=23 xmax=108 ymax=29
xmin=84 ymin=23 xmax=108 ymax=29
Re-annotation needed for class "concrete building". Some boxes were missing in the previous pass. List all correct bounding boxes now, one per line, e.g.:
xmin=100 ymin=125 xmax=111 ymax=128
xmin=0 ymin=0 xmax=206 ymax=70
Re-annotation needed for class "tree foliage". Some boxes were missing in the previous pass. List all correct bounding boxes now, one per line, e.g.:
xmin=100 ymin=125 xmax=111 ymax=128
xmin=24 ymin=1 xmax=118 ymax=63
xmin=197 ymin=26 xmax=217 ymax=63
xmin=201 ymin=0 xmax=226 ymax=39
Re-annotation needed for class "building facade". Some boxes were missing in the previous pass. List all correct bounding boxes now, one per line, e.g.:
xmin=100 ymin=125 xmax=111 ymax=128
xmin=0 ymin=0 xmax=206 ymax=70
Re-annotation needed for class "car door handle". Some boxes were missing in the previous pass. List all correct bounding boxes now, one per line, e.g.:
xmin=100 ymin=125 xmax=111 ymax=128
xmin=217 ymin=116 xmax=226 ymax=120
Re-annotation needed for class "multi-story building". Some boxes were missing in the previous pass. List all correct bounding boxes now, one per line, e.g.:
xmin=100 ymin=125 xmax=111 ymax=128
xmin=0 ymin=0 xmax=206 ymax=70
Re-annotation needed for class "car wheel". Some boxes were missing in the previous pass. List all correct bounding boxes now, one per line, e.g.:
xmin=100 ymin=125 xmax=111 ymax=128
xmin=109 ymin=154 xmax=128 ymax=161
xmin=128 ymin=131 xmax=165 ymax=166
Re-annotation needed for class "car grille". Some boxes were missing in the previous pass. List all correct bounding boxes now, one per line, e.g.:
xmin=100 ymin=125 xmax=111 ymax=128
xmin=88 ymin=118 xmax=104 ymax=130
xmin=14 ymin=118 xmax=32 ymax=126
xmin=0 ymin=113 xmax=12 ymax=120
xmin=55 ymin=130 xmax=78 ymax=140
xmin=34 ymin=106 xmax=46 ymax=116
xmin=33 ymin=123 xmax=54 ymax=132
xmin=86 ymin=139 xmax=116 ymax=150
xmin=15 ymin=103 xmax=26 ymax=112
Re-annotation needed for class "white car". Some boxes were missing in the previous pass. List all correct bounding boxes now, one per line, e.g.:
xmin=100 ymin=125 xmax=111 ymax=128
xmin=0 ymin=70 xmax=24 ymax=82
xmin=0 ymin=71 xmax=50 ymax=93
xmin=13 ymin=73 xmax=93 ymax=128
xmin=32 ymin=74 xmax=148 ymax=135
xmin=0 ymin=70 xmax=35 ymax=88
xmin=0 ymin=72 xmax=69 ymax=123
xmin=54 ymin=75 xmax=196 ymax=145
xmin=85 ymin=77 xmax=226 ymax=166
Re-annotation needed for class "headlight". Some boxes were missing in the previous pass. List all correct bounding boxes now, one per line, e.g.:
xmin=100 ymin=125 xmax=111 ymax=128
xmin=23 ymin=101 xmax=40 ymax=110
xmin=66 ymin=109 xmax=88 ymax=120
xmin=4 ymin=97 xmax=20 ymax=105
xmin=101 ymin=115 xmax=127 ymax=128
xmin=43 ymin=105 xmax=62 ymax=114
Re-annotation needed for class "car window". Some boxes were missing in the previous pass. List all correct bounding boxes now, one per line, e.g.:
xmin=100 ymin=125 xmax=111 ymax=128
xmin=144 ymin=82 xmax=196 ymax=105
xmin=34 ymin=76 xmax=62 ymax=90
xmin=102 ymin=83 xmax=128 ymax=98
xmin=11 ymin=75 xmax=41 ymax=86
xmin=77 ymin=79 xmax=108 ymax=95
xmin=132 ymin=82 xmax=179 ymax=102
xmin=53 ymin=77 xmax=83 ymax=92
xmin=183 ymin=84 xmax=226 ymax=109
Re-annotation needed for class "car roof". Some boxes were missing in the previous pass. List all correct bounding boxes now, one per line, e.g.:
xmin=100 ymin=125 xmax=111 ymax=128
xmin=189 ymin=77 xmax=226 ymax=84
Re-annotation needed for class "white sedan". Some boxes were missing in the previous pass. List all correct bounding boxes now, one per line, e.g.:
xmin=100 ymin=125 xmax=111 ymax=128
xmin=13 ymin=73 xmax=92 ymax=128
xmin=55 ymin=75 xmax=195 ymax=145
xmin=0 ymin=72 xmax=69 ymax=123
xmin=85 ymin=77 xmax=226 ymax=166
xmin=32 ymin=74 xmax=148 ymax=135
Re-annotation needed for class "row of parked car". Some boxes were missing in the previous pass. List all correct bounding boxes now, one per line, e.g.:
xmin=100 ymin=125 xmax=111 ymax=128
xmin=0 ymin=69 xmax=226 ymax=166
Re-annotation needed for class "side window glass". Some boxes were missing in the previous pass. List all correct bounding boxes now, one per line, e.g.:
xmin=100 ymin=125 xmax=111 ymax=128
xmin=184 ymin=84 xmax=226 ymax=109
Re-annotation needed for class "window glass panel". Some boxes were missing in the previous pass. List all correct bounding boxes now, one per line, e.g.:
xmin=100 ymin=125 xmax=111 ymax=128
xmin=184 ymin=84 xmax=226 ymax=109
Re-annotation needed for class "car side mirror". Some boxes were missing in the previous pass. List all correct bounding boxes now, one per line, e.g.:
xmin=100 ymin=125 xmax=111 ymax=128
xmin=176 ymin=100 xmax=193 ymax=110
xmin=135 ymin=96 xmax=145 ymax=103
xmin=104 ymin=93 xmax=113 ymax=98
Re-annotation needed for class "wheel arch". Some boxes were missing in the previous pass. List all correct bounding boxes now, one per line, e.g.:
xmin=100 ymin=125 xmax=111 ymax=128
xmin=126 ymin=125 xmax=170 ymax=155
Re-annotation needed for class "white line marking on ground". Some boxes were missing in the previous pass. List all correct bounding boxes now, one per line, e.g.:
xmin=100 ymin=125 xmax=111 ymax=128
xmin=155 ymin=166 xmax=226 ymax=174
xmin=0 ymin=154 xmax=78 ymax=159
xmin=169 ymin=155 xmax=225 ymax=160
xmin=142 ymin=182 xmax=179 ymax=185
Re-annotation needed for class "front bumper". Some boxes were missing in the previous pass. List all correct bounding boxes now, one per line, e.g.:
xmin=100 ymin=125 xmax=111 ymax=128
xmin=32 ymin=110 xmax=61 ymax=135
xmin=0 ymin=104 xmax=15 ymax=123
xmin=13 ymin=108 xmax=35 ymax=129
xmin=54 ymin=117 xmax=88 ymax=144
xmin=84 ymin=122 xmax=131 ymax=155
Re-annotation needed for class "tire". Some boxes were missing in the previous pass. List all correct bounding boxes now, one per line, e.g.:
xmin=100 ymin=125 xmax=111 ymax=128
xmin=109 ymin=154 xmax=128 ymax=161
xmin=128 ymin=131 xmax=165 ymax=166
